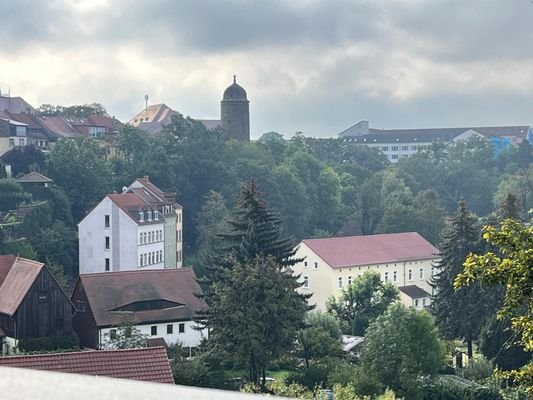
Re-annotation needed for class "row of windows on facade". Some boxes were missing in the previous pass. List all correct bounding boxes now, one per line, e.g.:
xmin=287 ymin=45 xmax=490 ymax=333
xmin=139 ymin=230 xmax=164 ymax=245
xmin=108 ymin=323 xmax=186 ymax=339
xmin=304 ymin=260 xmax=428 ymax=270
xmin=139 ymin=250 xmax=164 ymax=267
xmin=138 ymin=208 xmax=181 ymax=223
xmin=379 ymin=145 xmax=429 ymax=152
xmin=302 ymin=267 xmax=434 ymax=289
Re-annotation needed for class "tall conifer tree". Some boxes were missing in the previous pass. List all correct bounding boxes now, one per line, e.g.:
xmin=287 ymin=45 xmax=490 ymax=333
xmin=430 ymin=200 xmax=494 ymax=359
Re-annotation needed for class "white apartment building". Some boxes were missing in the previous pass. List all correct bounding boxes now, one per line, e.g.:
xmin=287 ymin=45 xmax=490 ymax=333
xmin=292 ymin=232 xmax=440 ymax=311
xmin=338 ymin=120 xmax=530 ymax=163
xmin=78 ymin=176 xmax=183 ymax=274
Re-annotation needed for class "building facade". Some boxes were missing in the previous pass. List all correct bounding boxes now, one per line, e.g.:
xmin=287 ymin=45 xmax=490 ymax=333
xmin=292 ymin=232 xmax=439 ymax=311
xmin=338 ymin=120 xmax=531 ymax=163
xmin=71 ymin=268 xmax=207 ymax=349
xmin=78 ymin=177 xmax=183 ymax=274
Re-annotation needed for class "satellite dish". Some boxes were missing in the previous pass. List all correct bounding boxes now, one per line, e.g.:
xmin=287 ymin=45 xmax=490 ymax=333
xmin=122 ymin=186 xmax=128 ymax=193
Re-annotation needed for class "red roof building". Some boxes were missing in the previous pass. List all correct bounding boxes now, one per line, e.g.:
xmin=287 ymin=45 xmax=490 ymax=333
xmin=0 ymin=347 xmax=174 ymax=384
xmin=293 ymin=232 xmax=440 ymax=311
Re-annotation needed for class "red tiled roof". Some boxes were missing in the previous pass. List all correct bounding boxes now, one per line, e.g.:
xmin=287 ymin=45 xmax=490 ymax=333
xmin=0 ymin=347 xmax=174 ymax=384
xmin=0 ymin=255 xmax=16 ymax=287
xmin=0 ymin=256 xmax=44 ymax=316
xmin=302 ymin=232 xmax=439 ymax=269
xmin=15 ymin=171 xmax=53 ymax=183
xmin=78 ymin=268 xmax=206 ymax=327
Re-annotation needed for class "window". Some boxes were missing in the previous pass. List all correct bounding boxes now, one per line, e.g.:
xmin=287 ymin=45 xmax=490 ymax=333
xmin=402 ymin=145 xmax=409 ymax=150
xmin=143 ymin=232 xmax=147 ymax=243
xmin=105 ymin=236 xmax=110 ymax=250
xmin=431 ymin=267 xmax=435 ymax=276
xmin=143 ymin=253 xmax=147 ymax=265
xmin=151 ymin=326 xmax=157 ymax=336
xmin=147 ymin=211 xmax=152 ymax=221
xmin=415 ymin=299 xmax=419 ymax=307
xmin=348 ymin=276 xmax=352 ymax=286
xmin=338 ymin=277 xmax=343 ymax=288
xmin=384 ymin=272 xmax=389 ymax=282
xmin=422 ymin=298 xmax=427 ymax=306
xmin=167 ymin=324 xmax=173 ymax=334
xmin=139 ymin=211 xmax=144 ymax=222
xmin=139 ymin=254 xmax=143 ymax=267
xmin=139 ymin=232 xmax=143 ymax=244
xmin=303 ymin=276 xmax=309 ymax=288
xmin=178 ymin=323 xmax=185 ymax=333
xmin=304 ymin=261 xmax=308 ymax=268
xmin=105 ymin=258 xmax=110 ymax=271
xmin=110 ymin=329 xmax=117 ymax=340
xmin=419 ymin=268 xmax=424 ymax=280
xmin=18 ymin=138 xmax=24 ymax=146
xmin=391 ymin=154 xmax=398 ymax=160
xmin=178 ymin=250 xmax=182 ymax=263
xmin=151 ymin=231 xmax=154 ymax=243
xmin=125 ymin=327 xmax=132 ymax=338
xmin=408 ymin=269 xmax=413 ymax=281
xmin=313 ymin=262 xmax=318 ymax=270
xmin=381 ymin=146 xmax=389 ymax=151
xmin=411 ymin=145 xmax=417 ymax=150
xmin=9 ymin=138 xmax=14 ymax=147
xmin=391 ymin=146 xmax=399 ymax=151
xmin=154 ymin=210 xmax=159 ymax=220
xmin=393 ymin=271 xmax=397 ymax=282
xmin=104 ymin=214 xmax=110 ymax=227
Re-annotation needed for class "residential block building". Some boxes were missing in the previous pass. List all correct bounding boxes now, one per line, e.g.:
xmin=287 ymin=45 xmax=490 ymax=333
xmin=338 ymin=120 xmax=531 ymax=163
xmin=292 ymin=232 xmax=439 ymax=311
xmin=78 ymin=176 xmax=183 ymax=274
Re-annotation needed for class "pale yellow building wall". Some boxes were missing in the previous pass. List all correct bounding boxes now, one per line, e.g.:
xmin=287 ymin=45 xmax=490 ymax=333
xmin=293 ymin=242 xmax=439 ymax=311
xmin=0 ymin=137 xmax=9 ymax=157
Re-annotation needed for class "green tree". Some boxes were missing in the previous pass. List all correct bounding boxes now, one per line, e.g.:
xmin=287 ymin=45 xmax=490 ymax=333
xmin=205 ymin=255 xmax=310 ymax=386
xmin=1 ymin=145 xmax=45 ymax=176
xmin=297 ymin=311 xmax=342 ymax=368
xmin=104 ymin=314 xmax=148 ymax=349
xmin=49 ymin=137 xmax=111 ymax=221
xmin=456 ymin=219 xmax=533 ymax=392
xmin=430 ymin=200 xmax=494 ymax=359
xmin=36 ymin=103 xmax=107 ymax=117
xmin=327 ymin=271 xmax=399 ymax=335
xmin=0 ymin=179 xmax=31 ymax=211
xmin=362 ymin=304 xmax=444 ymax=398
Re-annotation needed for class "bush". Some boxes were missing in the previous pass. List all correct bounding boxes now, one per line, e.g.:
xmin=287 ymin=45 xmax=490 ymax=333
xmin=458 ymin=356 xmax=494 ymax=382
xmin=328 ymin=360 xmax=383 ymax=396
xmin=18 ymin=334 xmax=80 ymax=352
xmin=420 ymin=375 xmax=503 ymax=400
xmin=286 ymin=364 xmax=330 ymax=390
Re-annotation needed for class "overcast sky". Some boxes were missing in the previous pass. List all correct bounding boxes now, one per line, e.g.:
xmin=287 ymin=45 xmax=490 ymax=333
xmin=1 ymin=0 xmax=532 ymax=138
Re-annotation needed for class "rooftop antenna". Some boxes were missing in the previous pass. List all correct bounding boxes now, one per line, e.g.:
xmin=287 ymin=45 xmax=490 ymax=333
xmin=144 ymin=94 xmax=149 ymax=111
xmin=233 ymin=75 xmax=236 ymax=84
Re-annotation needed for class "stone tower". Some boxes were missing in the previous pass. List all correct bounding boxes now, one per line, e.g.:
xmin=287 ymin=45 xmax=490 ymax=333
xmin=220 ymin=75 xmax=250 ymax=142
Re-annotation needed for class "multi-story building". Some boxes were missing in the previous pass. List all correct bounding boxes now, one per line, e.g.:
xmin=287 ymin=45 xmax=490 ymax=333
xmin=292 ymin=232 xmax=440 ymax=311
xmin=338 ymin=120 xmax=531 ymax=163
xmin=78 ymin=177 xmax=183 ymax=274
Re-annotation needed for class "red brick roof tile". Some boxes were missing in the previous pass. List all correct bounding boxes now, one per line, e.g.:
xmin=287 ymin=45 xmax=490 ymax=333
xmin=302 ymin=232 xmax=438 ymax=268
xmin=0 ymin=347 xmax=174 ymax=384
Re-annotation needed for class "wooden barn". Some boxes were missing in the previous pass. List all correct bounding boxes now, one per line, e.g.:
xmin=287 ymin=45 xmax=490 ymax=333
xmin=0 ymin=255 xmax=74 ymax=351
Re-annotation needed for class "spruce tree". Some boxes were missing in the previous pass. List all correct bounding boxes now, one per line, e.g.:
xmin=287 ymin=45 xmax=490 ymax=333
xmin=198 ymin=180 xmax=311 ymax=387
xmin=498 ymin=192 xmax=521 ymax=221
xmin=430 ymin=200 xmax=494 ymax=359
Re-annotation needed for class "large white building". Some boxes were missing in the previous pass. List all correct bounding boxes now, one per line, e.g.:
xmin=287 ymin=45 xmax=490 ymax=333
xmin=338 ymin=120 xmax=530 ymax=163
xmin=292 ymin=232 xmax=440 ymax=311
xmin=78 ymin=177 xmax=183 ymax=274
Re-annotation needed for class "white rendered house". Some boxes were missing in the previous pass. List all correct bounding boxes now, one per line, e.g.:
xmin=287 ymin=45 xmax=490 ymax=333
xmin=78 ymin=176 xmax=183 ymax=274
xmin=292 ymin=232 xmax=440 ymax=311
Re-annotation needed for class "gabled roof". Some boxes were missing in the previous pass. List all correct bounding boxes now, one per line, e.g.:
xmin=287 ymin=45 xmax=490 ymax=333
xmin=302 ymin=232 xmax=438 ymax=269
xmin=77 ymin=268 xmax=206 ymax=327
xmin=398 ymin=285 xmax=431 ymax=299
xmin=0 ymin=96 xmax=35 ymax=114
xmin=40 ymin=116 xmax=81 ymax=138
xmin=0 ymin=347 xmax=174 ymax=384
xmin=15 ymin=171 xmax=53 ymax=184
xmin=0 ymin=256 xmax=45 ymax=316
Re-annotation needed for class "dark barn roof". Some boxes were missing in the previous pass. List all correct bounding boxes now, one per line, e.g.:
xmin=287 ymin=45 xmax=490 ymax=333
xmin=398 ymin=285 xmax=431 ymax=299
xmin=77 ymin=268 xmax=206 ymax=327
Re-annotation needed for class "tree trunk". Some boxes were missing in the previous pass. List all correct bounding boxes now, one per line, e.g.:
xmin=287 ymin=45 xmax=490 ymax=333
xmin=466 ymin=335 xmax=473 ymax=361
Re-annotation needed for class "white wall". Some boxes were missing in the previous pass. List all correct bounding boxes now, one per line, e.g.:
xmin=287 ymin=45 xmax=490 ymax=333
xmin=99 ymin=320 xmax=207 ymax=348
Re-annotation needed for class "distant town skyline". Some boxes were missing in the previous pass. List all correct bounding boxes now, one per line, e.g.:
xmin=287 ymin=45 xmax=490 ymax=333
xmin=1 ymin=0 xmax=533 ymax=139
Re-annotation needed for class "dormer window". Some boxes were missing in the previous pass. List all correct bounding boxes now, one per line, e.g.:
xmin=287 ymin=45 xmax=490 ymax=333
xmin=147 ymin=210 xmax=152 ymax=221
xmin=139 ymin=210 xmax=144 ymax=222
xmin=154 ymin=210 xmax=159 ymax=220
